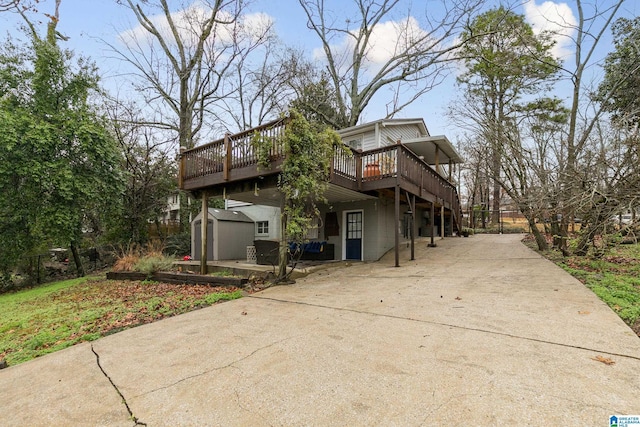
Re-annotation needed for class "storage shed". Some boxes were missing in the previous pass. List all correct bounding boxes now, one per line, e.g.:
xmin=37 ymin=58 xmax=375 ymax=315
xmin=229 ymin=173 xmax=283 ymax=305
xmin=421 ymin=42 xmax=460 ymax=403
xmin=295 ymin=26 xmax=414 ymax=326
xmin=191 ymin=209 xmax=254 ymax=261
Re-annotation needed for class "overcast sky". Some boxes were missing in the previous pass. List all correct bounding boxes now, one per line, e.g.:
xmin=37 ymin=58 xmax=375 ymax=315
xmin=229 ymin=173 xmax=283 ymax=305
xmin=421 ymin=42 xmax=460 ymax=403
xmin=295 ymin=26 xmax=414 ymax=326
xmin=1 ymin=0 xmax=638 ymax=140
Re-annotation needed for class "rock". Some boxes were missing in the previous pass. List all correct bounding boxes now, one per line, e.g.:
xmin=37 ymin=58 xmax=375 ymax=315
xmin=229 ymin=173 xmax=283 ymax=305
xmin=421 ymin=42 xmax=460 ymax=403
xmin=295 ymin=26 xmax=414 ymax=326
xmin=0 ymin=359 xmax=7 ymax=369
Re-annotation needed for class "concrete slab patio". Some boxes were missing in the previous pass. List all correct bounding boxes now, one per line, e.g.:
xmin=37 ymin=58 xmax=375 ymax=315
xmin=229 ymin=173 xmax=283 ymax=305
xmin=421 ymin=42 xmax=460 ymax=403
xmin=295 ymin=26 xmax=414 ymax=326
xmin=1 ymin=234 xmax=639 ymax=426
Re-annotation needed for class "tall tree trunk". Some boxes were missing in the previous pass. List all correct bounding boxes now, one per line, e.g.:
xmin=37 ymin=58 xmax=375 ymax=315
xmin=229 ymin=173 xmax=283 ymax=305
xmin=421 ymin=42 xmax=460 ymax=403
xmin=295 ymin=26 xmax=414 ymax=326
xmin=70 ymin=241 xmax=85 ymax=277
xmin=523 ymin=214 xmax=548 ymax=251
xmin=491 ymin=169 xmax=501 ymax=225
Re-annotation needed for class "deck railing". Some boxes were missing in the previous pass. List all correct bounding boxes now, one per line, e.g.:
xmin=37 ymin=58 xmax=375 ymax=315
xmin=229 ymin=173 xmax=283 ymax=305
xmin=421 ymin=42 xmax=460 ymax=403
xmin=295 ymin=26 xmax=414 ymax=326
xmin=180 ymin=122 xmax=461 ymax=226
xmin=350 ymin=144 xmax=461 ymax=223
xmin=180 ymin=117 xmax=287 ymax=183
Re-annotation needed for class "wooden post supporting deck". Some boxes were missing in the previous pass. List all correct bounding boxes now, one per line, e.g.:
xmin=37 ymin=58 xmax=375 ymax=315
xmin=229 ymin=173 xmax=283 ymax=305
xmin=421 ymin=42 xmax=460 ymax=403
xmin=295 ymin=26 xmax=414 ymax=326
xmin=223 ymin=133 xmax=231 ymax=181
xmin=450 ymin=187 xmax=455 ymax=234
xmin=356 ymin=155 xmax=363 ymax=191
xmin=407 ymin=192 xmax=416 ymax=261
xmin=178 ymin=146 xmax=186 ymax=189
xmin=428 ymin=201 xmax=437 ymax=247
xmin=441 ymin=204 xmax=445 ymax=239
xmin=395 ymin=184 xmax=400 ymax=267
xmin=200 ymin=191 xmax=208 ymax=274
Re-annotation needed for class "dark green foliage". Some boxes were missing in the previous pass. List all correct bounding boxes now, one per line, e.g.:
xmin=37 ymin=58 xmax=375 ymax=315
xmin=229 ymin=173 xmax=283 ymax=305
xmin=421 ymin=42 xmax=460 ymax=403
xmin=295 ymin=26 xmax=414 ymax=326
xmin=0 ymin=29 xmax=123 ymax=279
xmin=280 ymin=110 xmax=344 ymax=243
xmin=458 ymin=7 xmax=559 ymax=97
xmin=164 ymin=232 xmax=191 ymax=257
xmin=597 ymin=17 xmax=640 ymax=127
xmin=289 ymin=75 xmax=348 ymax=129
xmin=253 ymin=110 xmax=346 ymax=280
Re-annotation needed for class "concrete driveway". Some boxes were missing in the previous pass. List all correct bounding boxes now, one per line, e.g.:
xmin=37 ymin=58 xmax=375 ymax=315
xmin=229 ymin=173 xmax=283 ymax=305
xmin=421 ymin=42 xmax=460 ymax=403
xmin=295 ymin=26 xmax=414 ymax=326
xmin=1 ymin=234 xmax=639 ymax=426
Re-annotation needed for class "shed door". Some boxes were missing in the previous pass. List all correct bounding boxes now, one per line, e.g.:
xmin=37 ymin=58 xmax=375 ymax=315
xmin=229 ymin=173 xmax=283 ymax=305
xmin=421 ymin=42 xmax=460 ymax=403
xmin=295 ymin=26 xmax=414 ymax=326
xmin=345 ymin=211 xmax=363 ymax=260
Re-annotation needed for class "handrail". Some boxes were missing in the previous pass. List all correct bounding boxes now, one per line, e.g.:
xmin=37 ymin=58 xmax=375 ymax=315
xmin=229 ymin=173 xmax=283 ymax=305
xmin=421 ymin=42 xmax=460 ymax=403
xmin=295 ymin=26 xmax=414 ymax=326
xmin=181 ymin=117 xmax=287 ymax=181
xmin=180 ymin=124 xmax=461 ymax=228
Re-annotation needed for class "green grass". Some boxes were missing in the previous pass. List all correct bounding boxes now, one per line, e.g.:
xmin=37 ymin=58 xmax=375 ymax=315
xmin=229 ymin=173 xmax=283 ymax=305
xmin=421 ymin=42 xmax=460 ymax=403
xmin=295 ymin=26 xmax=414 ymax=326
xmin=546 ymin=244 xmax=640 ymax=331
xmin=0 ymin=277 xmax=242 ymax=366
xmin=208 ymin=269 xmax=237 ymax=277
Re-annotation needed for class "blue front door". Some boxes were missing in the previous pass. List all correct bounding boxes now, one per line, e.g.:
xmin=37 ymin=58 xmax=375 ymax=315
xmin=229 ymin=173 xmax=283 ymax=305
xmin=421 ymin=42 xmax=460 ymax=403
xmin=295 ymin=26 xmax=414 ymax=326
xmin=345 ymin=211 xmax=362 ymax=260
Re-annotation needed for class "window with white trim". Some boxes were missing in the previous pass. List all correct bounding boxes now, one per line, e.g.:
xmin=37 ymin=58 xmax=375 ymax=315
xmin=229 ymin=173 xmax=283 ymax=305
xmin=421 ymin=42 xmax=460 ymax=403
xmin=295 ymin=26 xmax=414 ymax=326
xmin=256 ymin=221 xmax=269 ymax=236
xmin=346 ymin=137 xmax=362 ymax=151
xmin=306 ymin=217 xmax=319 ymax=239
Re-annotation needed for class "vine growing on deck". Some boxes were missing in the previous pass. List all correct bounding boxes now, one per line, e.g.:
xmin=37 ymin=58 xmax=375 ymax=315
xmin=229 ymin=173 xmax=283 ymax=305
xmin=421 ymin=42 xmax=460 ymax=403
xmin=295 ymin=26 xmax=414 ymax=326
xmin=251 ymin=132 xmax=275 ymax=170
xmin=253 ymin=110 xmax=348 ymax=282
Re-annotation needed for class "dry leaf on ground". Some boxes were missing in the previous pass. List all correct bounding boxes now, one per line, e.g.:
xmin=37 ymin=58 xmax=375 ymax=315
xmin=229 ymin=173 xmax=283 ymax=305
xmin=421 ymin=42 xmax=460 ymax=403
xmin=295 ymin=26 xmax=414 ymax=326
xmin=592 ymin=355 xmax=615 ymax=365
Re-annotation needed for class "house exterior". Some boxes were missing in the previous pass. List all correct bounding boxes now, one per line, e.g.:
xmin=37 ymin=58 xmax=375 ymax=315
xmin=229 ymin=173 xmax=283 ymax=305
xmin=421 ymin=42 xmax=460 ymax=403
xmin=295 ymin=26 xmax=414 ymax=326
xmin=224 ymin=200 xmax=282 ymax=241
xmin=179 ymin=117 xmax=463 ymax=269
xmin=160 ymin=192 xmax=181 ymax=225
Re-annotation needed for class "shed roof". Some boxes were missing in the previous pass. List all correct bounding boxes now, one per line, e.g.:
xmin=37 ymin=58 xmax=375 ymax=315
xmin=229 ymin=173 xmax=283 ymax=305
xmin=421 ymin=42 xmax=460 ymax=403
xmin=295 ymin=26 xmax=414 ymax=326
xmin=206 ymin=208 xmax=254 ymax=223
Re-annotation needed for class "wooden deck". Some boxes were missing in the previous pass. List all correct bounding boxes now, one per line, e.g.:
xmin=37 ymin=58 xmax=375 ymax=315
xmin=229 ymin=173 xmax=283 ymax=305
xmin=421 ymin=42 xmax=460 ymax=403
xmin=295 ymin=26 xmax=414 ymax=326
xmin=179 ymin=117 xmax=462 ymax=229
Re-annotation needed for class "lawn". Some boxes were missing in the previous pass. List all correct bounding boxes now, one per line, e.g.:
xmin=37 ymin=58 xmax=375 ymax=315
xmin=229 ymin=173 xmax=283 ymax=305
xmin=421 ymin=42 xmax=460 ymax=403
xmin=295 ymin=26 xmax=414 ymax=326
xmin=534 ymin=241 xmax=640 ymax=337
xmin=0 ymin=276 xmax=242 ymax=367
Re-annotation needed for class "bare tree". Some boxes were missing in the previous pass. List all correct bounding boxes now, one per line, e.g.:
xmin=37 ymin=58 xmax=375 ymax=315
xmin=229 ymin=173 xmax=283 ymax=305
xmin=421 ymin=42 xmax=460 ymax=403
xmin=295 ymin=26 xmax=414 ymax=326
xmin=111 ymin=0 xmax=273 ymax=149
xmin=105 ymin=98 xmax=178 ymax=244
xmin=457 ymin=134 xmax=491 ymax=229
xmin=451 ymin=6 xmax=560 ymax=247
xmin=297 ymin=0 xmax=485 ymax=128
xmin=549 ymin=0 xmax=628 ymax=251
xmin=0 ymin=0 xmax=36 ymax=13
xmin=215 ymin=36 xmax=296 ymax=130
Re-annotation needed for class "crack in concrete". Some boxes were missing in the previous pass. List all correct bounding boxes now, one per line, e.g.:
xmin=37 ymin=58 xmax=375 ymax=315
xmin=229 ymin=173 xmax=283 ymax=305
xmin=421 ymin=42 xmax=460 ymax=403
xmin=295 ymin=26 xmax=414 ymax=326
xmin=134 ymin=336 xmax=294 ymax=398
xmin=249 ymin=295 xmax=640 ymax=362
xmin=91 ymin=345 xmax=147 ymax=427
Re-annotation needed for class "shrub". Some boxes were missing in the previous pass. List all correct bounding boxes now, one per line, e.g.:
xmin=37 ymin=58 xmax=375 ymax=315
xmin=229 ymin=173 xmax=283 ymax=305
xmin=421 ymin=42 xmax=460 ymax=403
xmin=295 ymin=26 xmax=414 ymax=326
xmin=133 ymin=255 xmax=175 ymax=275
xmin=145 ymin=239 xmax=165 ymax=257
xmin=164 ymin=232 xmax=191 ymax=256
xmin=113 ymin=242 xmax=174 ymax=274
xmin=112 ymin=244 xmax=141 ymax=272
xmin=502 ymin=226 xmax=527 ymax=234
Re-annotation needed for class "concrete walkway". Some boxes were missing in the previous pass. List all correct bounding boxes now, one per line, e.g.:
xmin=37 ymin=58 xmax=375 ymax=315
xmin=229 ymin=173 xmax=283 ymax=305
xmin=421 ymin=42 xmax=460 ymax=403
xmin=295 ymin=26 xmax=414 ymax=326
xmin=1 ymin=234 xmax=639 ymax=426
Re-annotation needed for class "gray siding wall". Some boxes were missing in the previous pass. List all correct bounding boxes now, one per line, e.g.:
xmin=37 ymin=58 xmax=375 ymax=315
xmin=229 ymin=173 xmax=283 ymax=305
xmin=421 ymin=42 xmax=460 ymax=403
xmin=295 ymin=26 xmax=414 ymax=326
xmin=233 ymin=205 xmax=281 ymax=240
xmin=371 ymin=198 xmax=398 ymax=260
xmin=320 ymin=198 xmax=409 ymax=262
xmin=191 ymin=210 xmax=254 ymax=260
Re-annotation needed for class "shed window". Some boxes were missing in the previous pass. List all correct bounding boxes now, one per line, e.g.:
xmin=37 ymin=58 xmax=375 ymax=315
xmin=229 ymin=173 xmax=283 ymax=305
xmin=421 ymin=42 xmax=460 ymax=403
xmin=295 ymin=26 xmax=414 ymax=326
xmin=256 ymin=221 xmax=269 ymax=236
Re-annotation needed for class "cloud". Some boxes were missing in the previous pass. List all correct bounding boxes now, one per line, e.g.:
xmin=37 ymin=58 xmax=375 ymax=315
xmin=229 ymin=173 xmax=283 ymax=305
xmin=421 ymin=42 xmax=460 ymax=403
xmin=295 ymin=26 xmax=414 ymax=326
xmin=523 ymin=0 xmax=577 ymax=61
xmin=241 ymin=12 xmax=274 ymax=41
xmin=119 ymin=1 xmax=274 ymax=49
xmin=313 ymin=16 xmax=434 ymax=75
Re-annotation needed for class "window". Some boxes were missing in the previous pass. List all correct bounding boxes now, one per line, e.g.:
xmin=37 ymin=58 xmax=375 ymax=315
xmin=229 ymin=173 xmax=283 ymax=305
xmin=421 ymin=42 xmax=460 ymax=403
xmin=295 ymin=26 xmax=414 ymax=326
xmin=306 ymin=217 xmax=319 ymax=239
xmin=346 ymin=137 xmax=362 ymax=151
xmin=256 ymin=221 xmax=269 ymax=236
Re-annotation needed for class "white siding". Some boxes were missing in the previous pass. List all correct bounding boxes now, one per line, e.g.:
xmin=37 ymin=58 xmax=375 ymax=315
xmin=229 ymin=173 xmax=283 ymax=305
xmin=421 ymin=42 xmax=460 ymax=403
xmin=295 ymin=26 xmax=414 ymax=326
xmin=361 ymin=130 xmax=378 ymax=151
xmin=380 ymin=124 xmax=422 ymax=146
